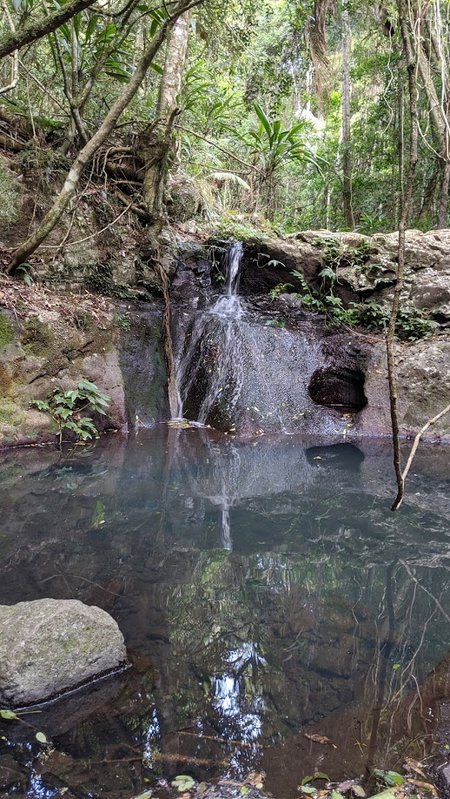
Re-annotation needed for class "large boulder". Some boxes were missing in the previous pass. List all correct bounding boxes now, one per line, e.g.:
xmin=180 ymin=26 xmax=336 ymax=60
xmin=0 ymin=599 xmax=127 ymax=706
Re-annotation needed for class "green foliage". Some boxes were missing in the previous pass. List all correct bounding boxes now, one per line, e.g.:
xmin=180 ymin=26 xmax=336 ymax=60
xmin=31 ymin=379 xmax=110 ymax=447
xmin=276 ymin=269 xmax=436 ymax=340
xmin=373 ymin=770 xmax=404 ymax=788
xmin=15 ymin=264 xmax=34 ymax=287
xmin=171 ymin=775 xmax=196 ymax=792
xmin=269 ymin=282 xmax=293 ymax=300
xmin=395 ymin=308 xmax=438 ymax=341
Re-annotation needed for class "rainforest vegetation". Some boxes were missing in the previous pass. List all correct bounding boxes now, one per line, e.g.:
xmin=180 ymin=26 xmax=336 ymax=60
xmin=0 ymin=0 xmax=449 ymax=259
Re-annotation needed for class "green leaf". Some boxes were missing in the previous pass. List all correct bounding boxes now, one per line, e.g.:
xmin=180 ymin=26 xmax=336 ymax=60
xmin=253 ymin=102 xmax=272 ymax=138
xmin=373 ymin=770 xmax=404 ymax=787
xmin=0 ymin=709 xmax=19 ymax=720
xmin=35 ymin=731 xmax=47 ymax=743
xmin=171 ymin=775 xmax=195 ymax=792
xmin=352 ymin=786 xmax=366 ymax=797
xmin=132 ymin=792 xmax=152 ymax=799
xmin=331 ymin=793 xmax=345 ymax=799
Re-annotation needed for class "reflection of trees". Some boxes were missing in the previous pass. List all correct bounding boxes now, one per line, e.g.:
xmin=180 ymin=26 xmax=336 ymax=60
xmin=0 ymin=432 xmax=449 ymax=792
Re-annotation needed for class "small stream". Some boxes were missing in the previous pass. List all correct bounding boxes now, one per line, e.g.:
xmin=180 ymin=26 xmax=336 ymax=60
xmin=0 ymin=430 xmax=448 ymax=798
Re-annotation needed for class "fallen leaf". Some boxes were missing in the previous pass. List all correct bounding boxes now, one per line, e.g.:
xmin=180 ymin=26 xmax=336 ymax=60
xmin=407 ymin=779 xmax=437 ymax=796
xmin=304 ymin=733 xmax=337 ymax=749
xmin=404 ymin=759 xmax=427 ymax=780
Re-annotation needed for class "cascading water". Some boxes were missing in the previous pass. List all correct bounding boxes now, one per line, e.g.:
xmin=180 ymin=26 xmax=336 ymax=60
xmin=175 ymin=242 xmax=245 ymax=428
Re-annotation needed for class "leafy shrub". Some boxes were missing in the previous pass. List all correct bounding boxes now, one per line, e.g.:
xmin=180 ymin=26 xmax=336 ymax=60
xmin=31 ymin=380 xmax=110 ymax=448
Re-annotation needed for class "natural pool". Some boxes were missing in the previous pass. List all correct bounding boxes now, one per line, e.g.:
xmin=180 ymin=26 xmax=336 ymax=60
xmin=0 ymin=429 xmax=449 ymax=798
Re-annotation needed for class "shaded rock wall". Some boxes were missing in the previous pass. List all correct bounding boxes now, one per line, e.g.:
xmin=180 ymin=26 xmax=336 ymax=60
xmin=0 ymin=279 xmax=166 ymax=447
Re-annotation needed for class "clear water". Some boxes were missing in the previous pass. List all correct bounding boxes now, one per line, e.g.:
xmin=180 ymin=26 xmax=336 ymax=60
xmin=0 ymin=430 xmax=449 ymax=798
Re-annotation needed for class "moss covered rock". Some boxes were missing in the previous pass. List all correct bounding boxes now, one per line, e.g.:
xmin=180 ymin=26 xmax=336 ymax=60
xmin=0 ymin=599 xmax=127 ymax=706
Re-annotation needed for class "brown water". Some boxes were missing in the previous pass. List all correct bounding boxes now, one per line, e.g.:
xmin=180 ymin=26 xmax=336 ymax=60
xmin=0 ymin=429 xmax=448 ymax=798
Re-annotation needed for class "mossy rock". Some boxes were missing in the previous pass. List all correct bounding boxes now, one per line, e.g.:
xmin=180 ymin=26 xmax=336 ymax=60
xmin=0 ymin=398 xmax=25 ymax=427
xmin=0 ymin=313 xmax=14 ymax=351
xmin=20 ymin=316 xmax=54 ymax=356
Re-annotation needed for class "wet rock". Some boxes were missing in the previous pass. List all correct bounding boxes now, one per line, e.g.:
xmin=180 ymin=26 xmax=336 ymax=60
xmin=173 ymin=231 xmax=449 ymax=440
xmin=0 ymin=599 xmax=127 ymax=706
xmin=308 ymin=366 xmax=367 ymax=411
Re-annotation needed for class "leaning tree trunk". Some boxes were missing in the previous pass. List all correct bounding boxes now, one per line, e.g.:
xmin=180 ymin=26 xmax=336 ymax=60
xmin=387 ymin=0 xmax=419 ymax=511
xmin=341 ymin=0 xmax=355 ymax=229
xmin=142 ymin=9 xmax=192 ymax=232
xmin=7 ymin=0 xmax=199 ymax=273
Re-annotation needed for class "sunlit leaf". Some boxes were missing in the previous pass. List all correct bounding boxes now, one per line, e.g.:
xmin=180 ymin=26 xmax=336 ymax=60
xmin=0 ymin=709 xmax=19 ymax=720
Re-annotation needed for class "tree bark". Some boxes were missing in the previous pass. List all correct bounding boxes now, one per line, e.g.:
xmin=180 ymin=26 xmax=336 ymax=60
xmin=7 ymin=0 xmax=200 ymax=273
xmin=142 ymin=9 xmax=192 ymax=229
xmin=388 ymin=0 xmax=419 ymax=512
xmin=341 ymin=0 xmax=355 ymax=229
xmin=0 ymin=0 xmax=98 ymax=60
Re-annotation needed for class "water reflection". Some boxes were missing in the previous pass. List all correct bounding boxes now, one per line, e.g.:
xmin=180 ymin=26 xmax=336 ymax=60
xmin=0 ymin=430 xmax=448 ymax=798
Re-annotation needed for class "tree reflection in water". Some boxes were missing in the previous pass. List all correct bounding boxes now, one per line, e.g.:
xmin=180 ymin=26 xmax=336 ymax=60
xmin=0 ymin=428 xmax=448 ymax=798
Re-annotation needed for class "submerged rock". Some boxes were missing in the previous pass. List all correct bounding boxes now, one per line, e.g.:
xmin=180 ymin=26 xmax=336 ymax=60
xmin=0 ymin=599 xmax=127 ymax=706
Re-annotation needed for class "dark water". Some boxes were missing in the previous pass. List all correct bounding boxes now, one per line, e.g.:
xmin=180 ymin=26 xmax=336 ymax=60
xmin=0 ymin=429 xmax=449 ymax=798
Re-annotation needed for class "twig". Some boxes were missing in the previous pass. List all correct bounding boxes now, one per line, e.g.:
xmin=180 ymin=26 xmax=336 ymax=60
xmin=400 ymin=560 xmax=450 ymax=625
xmin=400 ymin=403 xmax=450 ymax=487
xmin=175 ymin=124 xmax=264 ymax=175
xmin=40 ymin=203 xmax=133 ymax=249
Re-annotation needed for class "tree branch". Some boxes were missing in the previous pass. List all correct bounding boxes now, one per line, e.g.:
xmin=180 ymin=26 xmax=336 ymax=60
xmin=0 ymin=0 xmax=98 ymax=60
xmin=175 ymin=124 xmax=264 ymax=175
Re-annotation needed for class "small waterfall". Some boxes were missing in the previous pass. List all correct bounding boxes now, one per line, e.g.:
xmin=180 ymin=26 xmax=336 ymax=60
xmin=175 ymin=242 xmax=245 ymax=427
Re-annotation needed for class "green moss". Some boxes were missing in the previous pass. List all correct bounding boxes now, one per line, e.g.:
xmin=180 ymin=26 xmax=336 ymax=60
xmin=0 ymin=313 xmax=14 ymax=350
xmin=21 ymin=316 xmax=54 ymax=356
xmin=0 ymin=398 xmax=25 ymax=427
xmin=0 ymin=161 xmax=19 ymax=224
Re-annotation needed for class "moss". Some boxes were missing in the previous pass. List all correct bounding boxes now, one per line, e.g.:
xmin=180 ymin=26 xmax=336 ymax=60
xmin=21 ymin=316 xmax=54 ymax=356
xmin=0 ymin=313 xmax=14 ymax=351
xmin=0 ymin=398 xmax=25 ymax=427
xmin=0 ymin=364 xmax=13 ymax=395
xmin=84 ymin=262 xmax=135 ymax=299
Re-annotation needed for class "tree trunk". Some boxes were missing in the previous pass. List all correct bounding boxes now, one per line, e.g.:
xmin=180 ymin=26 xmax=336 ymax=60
xmin=387 ymin=0 xmax=419 ymax=511
xmin=7 ymin=0 xmax=200 ymax=273
xmin=142 ymin=9 xmax=192 ymax=229
xmin=341 ymin=0 xmax=355 ymax=229
xmin=437 ymin=112 xmax=450 ymax=228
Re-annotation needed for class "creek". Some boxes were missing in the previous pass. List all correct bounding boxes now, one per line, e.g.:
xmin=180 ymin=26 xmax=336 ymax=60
xmin=0 ymin=429 xmax=448 ymax=798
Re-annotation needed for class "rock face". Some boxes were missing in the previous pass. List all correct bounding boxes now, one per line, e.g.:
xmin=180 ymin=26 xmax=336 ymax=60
xmin=0 ymin=599 xmax=127 ymax=706
xmin=0 ymin=279 xmax=166 ymax=446
xmin=0 ymin=227 xmax=449 ymax=445
xmin=173 ymin=231 xmax=450 ymax=441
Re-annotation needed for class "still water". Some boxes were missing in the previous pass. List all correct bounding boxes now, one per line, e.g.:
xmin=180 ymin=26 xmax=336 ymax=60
xmin=0 ymin=429 xmax=449 ymax=798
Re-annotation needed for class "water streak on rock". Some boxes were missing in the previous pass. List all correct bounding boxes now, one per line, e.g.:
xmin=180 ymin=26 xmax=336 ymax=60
xmin=175 ymin=241 xmax=245 ymax=426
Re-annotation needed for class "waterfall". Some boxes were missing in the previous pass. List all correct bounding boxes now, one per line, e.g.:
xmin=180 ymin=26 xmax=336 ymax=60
xmin=175 ymin=242 xmax=245 ymax=427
